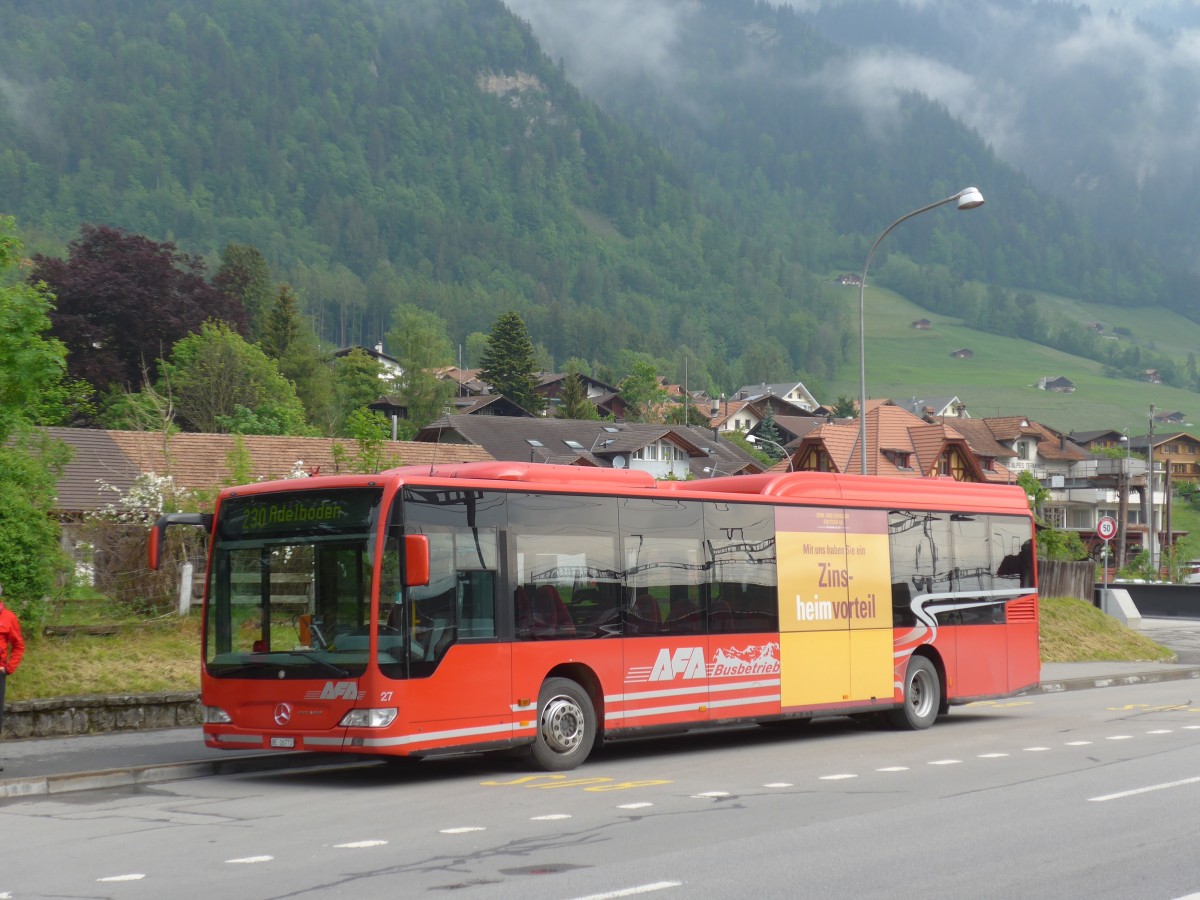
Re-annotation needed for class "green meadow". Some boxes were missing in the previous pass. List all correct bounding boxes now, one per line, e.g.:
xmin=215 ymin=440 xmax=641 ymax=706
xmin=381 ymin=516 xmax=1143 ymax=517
xmin=821 ymin=280 xmax=1200 ymax=436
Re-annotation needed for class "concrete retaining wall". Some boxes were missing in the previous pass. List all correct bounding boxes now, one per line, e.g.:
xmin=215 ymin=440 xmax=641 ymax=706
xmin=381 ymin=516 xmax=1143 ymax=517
xmin=2 ymin=692 xmax=201 ymax=740
xmin=1094 ymin=583 xmax=1200 ymax=618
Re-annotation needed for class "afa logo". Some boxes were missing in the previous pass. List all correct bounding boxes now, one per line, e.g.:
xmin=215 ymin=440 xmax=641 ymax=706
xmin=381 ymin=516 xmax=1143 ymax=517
xmin=649 ymin=647 xmax=707 ymax=681
xmin=318 ymin=681 xmax=360 ymax=700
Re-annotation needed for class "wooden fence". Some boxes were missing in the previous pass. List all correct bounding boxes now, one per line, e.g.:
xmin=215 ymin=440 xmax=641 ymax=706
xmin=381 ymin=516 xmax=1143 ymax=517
xmin=1038 ymin=559 xmax=1095 ymax=602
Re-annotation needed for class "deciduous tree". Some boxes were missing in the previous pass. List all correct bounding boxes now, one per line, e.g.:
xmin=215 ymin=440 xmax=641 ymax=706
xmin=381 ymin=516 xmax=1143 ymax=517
xmin=156 ymin=321 xmax=309 ymax=435
xmin=35 ymin=225 xmax=247 ymax=398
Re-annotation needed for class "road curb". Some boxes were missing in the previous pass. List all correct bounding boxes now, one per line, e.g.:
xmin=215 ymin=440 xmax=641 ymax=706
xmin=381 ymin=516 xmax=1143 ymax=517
xmin=1037 ymin=666 xmax=1200 ymax=694
xmin=0 ymin=751 xmax=337 ymax=800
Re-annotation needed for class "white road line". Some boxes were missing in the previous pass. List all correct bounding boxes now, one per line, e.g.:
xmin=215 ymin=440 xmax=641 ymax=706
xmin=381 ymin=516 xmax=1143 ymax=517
xmin=97 ymin=874 xmax=145 ymax=882
xmin=532 ymin=814 xmax=572 ymax=821
xmin=1065 ymin=741 xmax=1092 ymax=746
xmin=1106 ymin=735 xmax=1134 ymax=741
xmin=334 ymin=840 xmax=388 ymax=848
xmin=572 ymin=881 xmax=683 ymax=899
xmin=929 ymin=759 xmax=961 ymax=765
xmin=764 ymin=782 xmax=794 ymax=787
xmin=1148 ymin=729 xmax=1173 ymax=734
xmin=227 ymin=856 xmax=273 ymax=864
xmin=692 ymin=791 xmax=730 ymax=798
xmin=440 ymin=827 xmax=485 ymax=834
xmin=1024 ymin=747 xmax=1051 ymax=752
xmin=618 ymin=802 xmax=653 ymax=809
xmin=876 ymin=766 xmax=909 ymax=772
xmin=819 ymin=773 xmax=857 ymax=780
xmin=1089 ymin=775 xmax=1200 ymax=803
xmin=978 ymin=753 xmax=1009 ymax=758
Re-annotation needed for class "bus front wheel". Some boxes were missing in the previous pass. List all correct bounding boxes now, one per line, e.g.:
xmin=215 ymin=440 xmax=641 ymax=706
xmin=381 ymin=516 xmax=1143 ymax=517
xmin=889 ymin=656 xmax=940 ymax=730
xmin=530 ymin=677 xmax=596 ymax=771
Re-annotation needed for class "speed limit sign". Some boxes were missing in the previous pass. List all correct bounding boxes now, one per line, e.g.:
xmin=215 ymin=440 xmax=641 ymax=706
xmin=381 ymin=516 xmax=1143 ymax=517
xmin=1096 ymin=516 xmax=1118 ymax=541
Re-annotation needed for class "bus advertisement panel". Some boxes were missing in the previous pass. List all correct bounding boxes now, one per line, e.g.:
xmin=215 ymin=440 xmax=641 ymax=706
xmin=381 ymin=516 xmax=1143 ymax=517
xmin=150 ymin=462 xmax=1038 ymax=770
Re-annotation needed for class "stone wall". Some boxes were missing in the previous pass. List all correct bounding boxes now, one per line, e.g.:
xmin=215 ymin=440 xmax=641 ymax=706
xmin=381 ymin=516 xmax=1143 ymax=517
xmin=2 ymin=692 xmax=201 ymax=740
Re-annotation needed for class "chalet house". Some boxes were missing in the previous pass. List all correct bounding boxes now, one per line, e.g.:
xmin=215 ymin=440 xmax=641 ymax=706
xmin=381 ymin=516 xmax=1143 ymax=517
xmin=789 ymin=405 xmax=1011 ymax=481
xmin=1142 ymin=431 xmax=1200 ymax=484
xmin=333 ymin=343 xmax=403 ymax=381
xmin=949 ymin=348 xmax=973 ymax=359
xmin=1153 ymin=410 xmax=1186 ymax=425
xmin=731 ymin=381 xmax=820 ymax=412
xmin=433 ymin=366 xmax=490 ymax=398
xmin=1144 ymin=369 xmax=1162 ymax=384
xmin=450 ymin=394 xmax=533 ymax=417
xmin=912 ymin=319 xmax=932 ymax=330
xmin=706 ymin=393 xmax=820 ymax=437
xmin=836 ymin=273 xmax=862 ymax=286
xmin=535 ymin=371 xmax=625 ymax=418
xmin=414 ymin=415 xmax=763 ymax=480
xmin=1068 ymin=429 xmax=1128 ymax=456
xmin=1038 ymin=376 xmax=1076 ymax=393
xmin=892 ymin=396 xmax=968 ymax=419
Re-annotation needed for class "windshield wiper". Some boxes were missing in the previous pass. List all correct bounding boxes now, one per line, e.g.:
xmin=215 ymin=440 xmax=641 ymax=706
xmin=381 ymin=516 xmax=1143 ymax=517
xmin=269 ymin=651 xmax=350 ymax=677
xmin=212 ymin=652 xmax=349 ymax=678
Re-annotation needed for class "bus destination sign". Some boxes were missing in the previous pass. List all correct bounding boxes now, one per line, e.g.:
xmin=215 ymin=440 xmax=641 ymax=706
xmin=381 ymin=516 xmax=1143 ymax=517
xmin=219 ymin=489 xmax=381 ymax=538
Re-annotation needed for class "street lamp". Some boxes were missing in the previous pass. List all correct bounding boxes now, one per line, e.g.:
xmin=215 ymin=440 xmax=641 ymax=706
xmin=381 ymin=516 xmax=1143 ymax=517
xmin=857 ymin=186 xmax=985 ymax=475
xmin=746 ymin=433 xmax=794 ymax=471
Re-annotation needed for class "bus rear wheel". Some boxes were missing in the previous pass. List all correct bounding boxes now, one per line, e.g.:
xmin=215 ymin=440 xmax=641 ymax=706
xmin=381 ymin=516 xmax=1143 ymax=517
xmin=889 ymin=656 xmax=940 ymax=730
xmin=530 ymin=677 xmax=596 ymax=771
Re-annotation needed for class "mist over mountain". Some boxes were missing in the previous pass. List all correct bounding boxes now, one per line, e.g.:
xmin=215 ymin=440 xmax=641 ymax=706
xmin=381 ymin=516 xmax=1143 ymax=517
xmin=792 ymin=0 xmax=1200 ymax=269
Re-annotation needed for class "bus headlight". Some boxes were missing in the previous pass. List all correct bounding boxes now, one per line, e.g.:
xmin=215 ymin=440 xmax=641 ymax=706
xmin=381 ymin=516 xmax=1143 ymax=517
xmin=204 ymin=706 xmax=233 ymax=724
xmin=339 ymin=708 xmax=398 ymax=728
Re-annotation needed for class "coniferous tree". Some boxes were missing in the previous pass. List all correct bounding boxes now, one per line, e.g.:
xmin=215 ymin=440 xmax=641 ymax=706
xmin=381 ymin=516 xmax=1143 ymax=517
xmin=479 ymin=311 xmax=545 ymax=413
xmin=260 ymin=284 xmax=303 ymax=360
xmin=214 ymin=244 xmax=274 ymax=341
xmin=558 ymin=369 xmax=598 ymax=420
xmin=758 ymin=406 xmax=785 ymax=460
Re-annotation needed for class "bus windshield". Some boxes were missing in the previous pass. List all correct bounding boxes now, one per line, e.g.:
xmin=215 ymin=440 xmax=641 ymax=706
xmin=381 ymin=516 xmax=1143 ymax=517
xmin=205 ymin=488 xmax=383 ymax=678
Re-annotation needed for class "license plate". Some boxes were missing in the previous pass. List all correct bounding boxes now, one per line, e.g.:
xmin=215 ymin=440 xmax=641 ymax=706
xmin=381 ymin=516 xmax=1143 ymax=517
xmin=270 ymin=737 xmax=296 ymax=749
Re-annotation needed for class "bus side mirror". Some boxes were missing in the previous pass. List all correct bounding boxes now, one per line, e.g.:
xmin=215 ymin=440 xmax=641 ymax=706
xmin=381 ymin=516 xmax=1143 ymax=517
xmin=148 ymin=513 xmax=211 ymax=570
xmin=404 ymin=534 xmax=430 ymax=587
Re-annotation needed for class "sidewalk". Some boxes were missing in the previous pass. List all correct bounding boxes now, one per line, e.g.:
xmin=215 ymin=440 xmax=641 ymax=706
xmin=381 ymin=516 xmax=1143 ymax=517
xmin=4 ymin=617 xmax=1200 ymax=799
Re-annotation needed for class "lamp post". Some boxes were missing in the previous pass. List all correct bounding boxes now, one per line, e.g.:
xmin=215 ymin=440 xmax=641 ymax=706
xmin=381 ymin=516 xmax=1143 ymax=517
xmin=746 ymin=434 xmax=794 ymax=471
xmin=857 ymin=186 xmax=985 ymax=474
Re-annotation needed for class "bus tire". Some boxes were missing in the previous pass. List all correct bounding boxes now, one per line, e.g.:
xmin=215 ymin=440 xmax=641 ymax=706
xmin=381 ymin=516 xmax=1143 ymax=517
xmin=530 ymin=677 xmax=596 ymax=771
xmin=889 ymin=656 xmax=940 ymax=730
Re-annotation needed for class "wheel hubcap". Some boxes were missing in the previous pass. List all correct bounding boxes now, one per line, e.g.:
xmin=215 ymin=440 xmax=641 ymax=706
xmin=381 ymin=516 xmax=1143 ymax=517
xmin=540 ymin=695 xmax=585 ymax=754
xmin=910 ymin=670 xmax=934 ymax=718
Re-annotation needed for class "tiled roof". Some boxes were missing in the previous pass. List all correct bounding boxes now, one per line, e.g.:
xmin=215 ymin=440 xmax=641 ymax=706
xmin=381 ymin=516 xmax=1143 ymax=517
xmin=44 ymin=427 xmax=492 ymax=515
xmin=1026 ymin=422 xmax=1089 ymax=463
xmin=798 ymin=406 xmax=1013 ymax=481
xmin=413 ymin=415 xmax=763 ymax=476
xmin=932 ymin=417 xmax=1015 ymax=457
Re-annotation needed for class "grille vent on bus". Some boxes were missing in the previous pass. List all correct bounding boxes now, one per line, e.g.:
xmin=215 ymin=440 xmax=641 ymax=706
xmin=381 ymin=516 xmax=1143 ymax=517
xmin=1007 ymin=596 xmax=1038 ymax=623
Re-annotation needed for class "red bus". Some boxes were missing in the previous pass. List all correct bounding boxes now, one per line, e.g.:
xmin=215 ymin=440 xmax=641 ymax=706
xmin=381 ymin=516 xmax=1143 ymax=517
xmin=150 ymin=461 xmax=1039 ymax=771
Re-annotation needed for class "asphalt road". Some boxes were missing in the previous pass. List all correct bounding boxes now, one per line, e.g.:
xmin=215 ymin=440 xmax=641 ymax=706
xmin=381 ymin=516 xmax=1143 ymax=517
xmin=4 ymin=679 xmax=1200 ymax=898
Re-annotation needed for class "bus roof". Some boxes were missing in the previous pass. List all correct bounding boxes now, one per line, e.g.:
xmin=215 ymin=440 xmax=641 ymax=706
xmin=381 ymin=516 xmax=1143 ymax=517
xmin=377 ymin=461 xmax=1033 ymax=518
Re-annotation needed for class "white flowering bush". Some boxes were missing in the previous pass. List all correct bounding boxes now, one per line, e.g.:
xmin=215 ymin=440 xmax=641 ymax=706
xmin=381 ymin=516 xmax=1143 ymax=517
xmin=82 ymin=472 xmax=206 ymax=615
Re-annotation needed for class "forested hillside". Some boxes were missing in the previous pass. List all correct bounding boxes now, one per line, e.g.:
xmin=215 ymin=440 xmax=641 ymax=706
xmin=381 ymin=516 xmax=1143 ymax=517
xmin=1 ymin=0 xmax=1194 ymax=395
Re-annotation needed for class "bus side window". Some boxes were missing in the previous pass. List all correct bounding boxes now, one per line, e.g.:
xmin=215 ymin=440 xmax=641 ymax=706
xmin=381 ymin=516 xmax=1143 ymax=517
xmin=457 ymin=570 xmax=496 ymax=639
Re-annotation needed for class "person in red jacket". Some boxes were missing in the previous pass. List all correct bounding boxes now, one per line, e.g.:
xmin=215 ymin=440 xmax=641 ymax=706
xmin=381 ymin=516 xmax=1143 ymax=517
xmin=0 ymin=582 xmax=26 ymax=769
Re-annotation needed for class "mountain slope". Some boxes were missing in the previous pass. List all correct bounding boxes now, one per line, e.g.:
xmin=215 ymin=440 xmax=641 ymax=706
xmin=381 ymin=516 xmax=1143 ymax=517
xmin=0 ymin=0 xmax=1193 ymax=401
